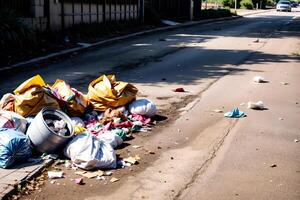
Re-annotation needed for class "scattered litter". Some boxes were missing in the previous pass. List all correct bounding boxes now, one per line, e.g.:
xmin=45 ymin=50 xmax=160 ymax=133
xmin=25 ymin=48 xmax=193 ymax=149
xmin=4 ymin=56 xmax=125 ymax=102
xmin=294 ymin=139 xmax=298 ymax=143
xmin=65 ymin=160 xmax=72 ymax=169
xmin=105 ymin=171 xmax=113 ymax=176
xmin=76 ymin=170 xmax=104 ymax=179
xmin=270 ymin=164 xmax=277 ymax=168
xmin=161 ymin=20 xmax=180 ymax=26
xmin=172 ymin=88 xmax=186 ymax=92
xmin=253 ymin=39 xmax=259 ymax=43
xmin=75 ymin=177 xmax=84 ymax=185
xmin=123 ymin=155 xmax=140 ymax=165
xmin=278 ymin=117 xmax=284 ymax=121
xmin=247 ymin=101 xmax=264 ymax=110
xmin=280 ymin=82 xmax=289 ymax=85
xmin=132 ymin=145 xmax=141 ymax=149
xmin=96 ymin=176 xmax=105 ymax=180
xmin=77 ymin=42 xmax=92 ymax=47
xmin=253 ymin=76 xmax=266 ymax=83
xmin=177 ymin=129 xmax=181 ymax=132
xmin=48 ymin=171 xmax=64 ymax=179
xmin=224 ymin=108 xmax=246 ymax=118
xmin=110 ymin=177 xmax=119 ymax=183
xmin=50 ymin=180 xmax=56 ymax=184
xmin=148 ymin=151 xmax=155 ymax=154
xmin=212 ymin=109 xmax=223 ymax=113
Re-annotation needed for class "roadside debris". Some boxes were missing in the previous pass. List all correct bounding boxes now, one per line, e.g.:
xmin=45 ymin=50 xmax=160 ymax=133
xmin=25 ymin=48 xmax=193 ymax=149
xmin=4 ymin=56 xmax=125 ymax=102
xmin=212 ymin=109 xmax=223 ymax=113
xmin=253 ymin=38 xmax=259 ymax=43
xmin=110 ymin=177 xmax=119 ymax=183
xmin=224 ymin=108 xmax=246 ymax=118
xmin=0 ymin=74 xmax=158 ymax=188
xmin=48 ymin=171 xmax=64 ymax=179
xmin=247 ymin=101 xmax=265 ymax=110
xmin=280 ymin=82 xmax=289 ymax=85
xmin=75 ymin=170 xmax=104 ymax=179
xmin=161 ymin=20 xmax=180 ymax=26
xmin=132 ymin=145 xmax=141 ymax=149
xmin=294 ymin=139 xmax=298 ymax=143
xmin=270 ymin=164 xmax=277 ymax=168
xmin=75 ymin=177 xmax=84 ymax=185
xmin=123 ymin=155 xmax=141 ymax=165
xmin=253 ymin=76 xmax=267 ymax=83
xmin=172 ymin=88 xmax=186 ymax=92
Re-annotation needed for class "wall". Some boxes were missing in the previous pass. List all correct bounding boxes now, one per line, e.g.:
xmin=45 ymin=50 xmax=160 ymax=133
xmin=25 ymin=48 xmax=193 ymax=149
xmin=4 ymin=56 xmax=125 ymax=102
xmin=49 ymin=0 xmax=140 ymax=30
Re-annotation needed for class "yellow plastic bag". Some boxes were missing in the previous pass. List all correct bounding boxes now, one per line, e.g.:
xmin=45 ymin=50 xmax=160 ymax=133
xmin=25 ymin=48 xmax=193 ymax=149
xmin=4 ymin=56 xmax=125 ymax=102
xmin=87 ymin=75 xmax=138 ymax=111
xmin=52 ymin=80 xmax=89 ymax=116
xmin=14 ymin=75 xmax=46 ymax=94
xmin=14 ymin=75 xmax=60 ymax=117
xmin=74 ymin=125 xmax=87 ymax=134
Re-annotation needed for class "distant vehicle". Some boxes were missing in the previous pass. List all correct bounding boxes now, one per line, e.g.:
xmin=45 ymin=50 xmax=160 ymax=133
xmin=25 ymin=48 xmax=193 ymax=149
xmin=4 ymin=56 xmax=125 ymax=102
xmin=276 ymin=1 xmax=292 ymax=11
xmin=290 ymin=1 xmax=298 ymax=7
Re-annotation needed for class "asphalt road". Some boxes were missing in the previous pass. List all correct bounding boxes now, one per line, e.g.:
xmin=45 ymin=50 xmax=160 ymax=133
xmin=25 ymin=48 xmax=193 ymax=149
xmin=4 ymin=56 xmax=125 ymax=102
xmin=13 ymin=9 xmax=300 ymax=200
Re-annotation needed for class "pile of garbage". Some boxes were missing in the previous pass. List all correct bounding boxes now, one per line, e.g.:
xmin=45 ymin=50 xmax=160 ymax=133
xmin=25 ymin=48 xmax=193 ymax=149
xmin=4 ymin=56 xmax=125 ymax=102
xmin=0 ymin=74 xmax=157 ymax=171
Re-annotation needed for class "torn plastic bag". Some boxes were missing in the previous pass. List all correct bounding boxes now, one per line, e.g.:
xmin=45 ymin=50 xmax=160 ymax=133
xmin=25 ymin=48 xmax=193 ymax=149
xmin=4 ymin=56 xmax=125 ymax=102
xmin=14 ymin=75 xmax=60 ymax=117
xmin=0 ymin=128 xmax=32 ymax=168
xmin=224 ymin=107 xmax=246 ymax=118
xmin=0 ymin=93 xmax=15 ymax=111
xmin=0 ymin=110 xmax=28 ymax=132
xmin=52 ymin=80 xmax=89 ymax=116
xmin=98 ymin=131 xmax=123 ymax=149
xmin=87 ymin=75 xmax=138 ymax=111
xmin=129 ymin=99 xmax=157 ymax=117
xmin=64 ymin=132 xmax=116 ymax=170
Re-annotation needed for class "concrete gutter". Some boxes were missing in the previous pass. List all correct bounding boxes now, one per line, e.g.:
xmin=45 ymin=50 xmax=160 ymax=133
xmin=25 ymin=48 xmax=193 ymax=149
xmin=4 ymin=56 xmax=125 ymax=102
xmin=0 ymin=159 xmax=54 ymax=200
xmin=0 ymin=9 xmax=272 ymax=73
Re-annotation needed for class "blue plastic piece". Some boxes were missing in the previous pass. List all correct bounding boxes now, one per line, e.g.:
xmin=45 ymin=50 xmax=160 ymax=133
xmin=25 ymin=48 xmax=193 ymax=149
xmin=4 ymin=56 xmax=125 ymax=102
xmin=224 ymin=107 xmax=246 ymax=118
xmin=0 ymin=128 xmax=32 ymax=168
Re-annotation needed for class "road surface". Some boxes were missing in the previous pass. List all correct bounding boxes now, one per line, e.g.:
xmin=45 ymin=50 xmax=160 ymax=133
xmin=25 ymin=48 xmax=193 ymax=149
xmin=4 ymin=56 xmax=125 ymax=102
xmin=7 ymin=9 xmax=300 ymax=200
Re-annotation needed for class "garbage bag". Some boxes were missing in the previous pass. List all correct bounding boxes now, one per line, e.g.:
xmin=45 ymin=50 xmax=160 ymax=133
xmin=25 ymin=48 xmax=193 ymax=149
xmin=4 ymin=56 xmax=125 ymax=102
xmin=52 ymin=80 xmax=89 ymax=116
xmin=129 ymin=99 xmax=157 ymax=117
xmin=0 ymin=128 xmax=32 ymax=168
xmin=87 ymin=75 xmax=138 ymax=111
xmin=14 ymin=75 xmax=60 ymax=117
xmin=0 ymin=93 xmax=15 ymax=111
xmin=98 ymin=131 xmax=123 ymax=149
xmin=64 ymin=132 xmax=116 ymax=170
xmin=0 ymin=110 xmax=28 ymax=133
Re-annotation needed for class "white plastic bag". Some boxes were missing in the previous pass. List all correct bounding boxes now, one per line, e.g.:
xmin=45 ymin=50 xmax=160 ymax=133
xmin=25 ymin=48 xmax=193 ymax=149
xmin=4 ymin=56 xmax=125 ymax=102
xmin=64 ymin=132 xmax=116 ymax=170
xmin=98 ymin=132 xmax=123 ymax=149
xmin=129 ymin=99 xmax=157 ymax=117
xmin=71 ymin=117 xmax=85 ymax=127
xmin=0 ymin=110 xmax=28 ymax=133
xmin=253 ymin=76 xmax=265 ymax=83
xmin=247 ymin=101 xmax=264 ymax=110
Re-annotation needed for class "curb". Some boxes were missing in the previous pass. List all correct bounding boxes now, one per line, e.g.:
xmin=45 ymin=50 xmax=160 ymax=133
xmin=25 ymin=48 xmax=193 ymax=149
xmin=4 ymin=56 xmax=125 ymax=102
xmin=1 ymin=9 xmax=272 ymax=73
xmin=0 ymin=159 xmax=54 ymax=200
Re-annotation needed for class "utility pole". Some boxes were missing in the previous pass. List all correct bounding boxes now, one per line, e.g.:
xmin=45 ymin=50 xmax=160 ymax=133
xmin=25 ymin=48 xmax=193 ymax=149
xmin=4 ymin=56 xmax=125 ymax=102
xmin=235 ymin=0 xmax=237 ymax=12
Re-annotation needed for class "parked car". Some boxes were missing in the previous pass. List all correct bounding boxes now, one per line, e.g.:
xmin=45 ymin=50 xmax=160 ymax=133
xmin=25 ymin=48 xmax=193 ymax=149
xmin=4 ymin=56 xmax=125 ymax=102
xmin=290 ymin=1 xmax=298 ymax=7
xmin=276 ymin=1 xmax=292 ymax=11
